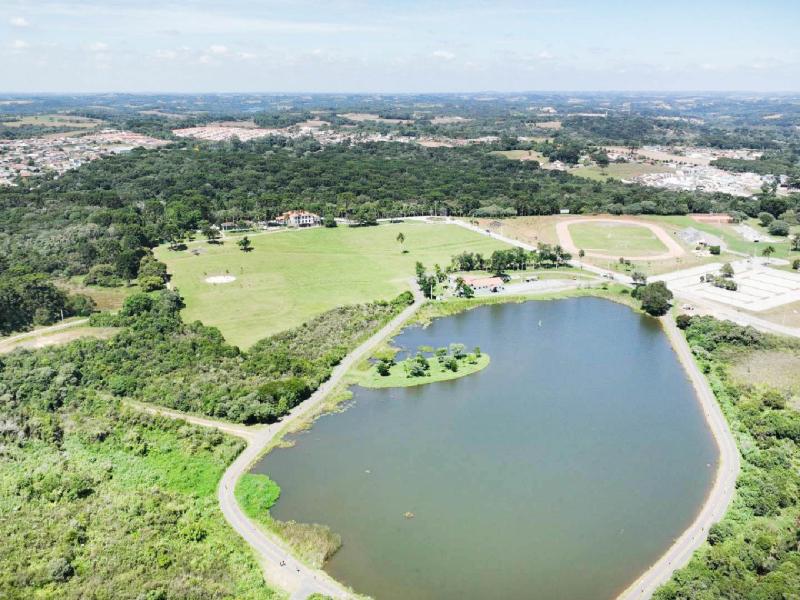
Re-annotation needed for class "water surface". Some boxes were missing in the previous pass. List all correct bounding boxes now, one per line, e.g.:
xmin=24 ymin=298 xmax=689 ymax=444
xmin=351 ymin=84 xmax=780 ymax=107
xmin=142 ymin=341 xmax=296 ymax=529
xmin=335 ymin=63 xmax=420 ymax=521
xmin=253 ymin=298 xmax=717 ymax=600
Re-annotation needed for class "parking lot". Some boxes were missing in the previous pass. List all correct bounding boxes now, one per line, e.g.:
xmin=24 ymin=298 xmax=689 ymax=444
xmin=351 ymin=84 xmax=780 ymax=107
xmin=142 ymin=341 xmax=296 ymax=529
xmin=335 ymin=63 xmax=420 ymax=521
xmin=655 ymin=261 xmax=800 ymax=312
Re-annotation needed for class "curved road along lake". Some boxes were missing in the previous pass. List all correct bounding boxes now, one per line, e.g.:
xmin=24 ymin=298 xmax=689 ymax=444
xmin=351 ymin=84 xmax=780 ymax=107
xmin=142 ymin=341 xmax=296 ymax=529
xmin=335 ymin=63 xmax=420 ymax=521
xmin=253 ymin=298 xmax=718 ymax=600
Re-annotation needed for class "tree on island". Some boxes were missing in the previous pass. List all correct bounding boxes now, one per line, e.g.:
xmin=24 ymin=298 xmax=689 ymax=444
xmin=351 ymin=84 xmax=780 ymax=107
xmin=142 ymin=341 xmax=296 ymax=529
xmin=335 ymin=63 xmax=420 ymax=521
xmin=762 ymin=245 xmax=776 ymax=259
xmin=237 ymin=236 xmax=253 ymax=252
xmin=639 ymin=281 xmax=673 ymax=316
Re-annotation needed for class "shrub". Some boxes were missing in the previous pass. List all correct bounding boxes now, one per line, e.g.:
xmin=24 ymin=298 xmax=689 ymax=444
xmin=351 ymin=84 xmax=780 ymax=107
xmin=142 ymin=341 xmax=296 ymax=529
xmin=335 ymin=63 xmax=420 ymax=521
xmin=85 ymin=263 xmax=122 ymax=287
xmin=768 ymin=219 xmax=790 ymax=236
xmin=759 ymin=211 xmax=775 ymax=227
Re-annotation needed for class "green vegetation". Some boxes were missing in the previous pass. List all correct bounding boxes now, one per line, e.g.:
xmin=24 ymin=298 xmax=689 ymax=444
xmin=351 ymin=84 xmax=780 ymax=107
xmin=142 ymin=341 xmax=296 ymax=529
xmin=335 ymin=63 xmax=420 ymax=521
xmin=236 ymin=474 xmax=341 ymax=568
xmin=358 ymin=348 xmax=490 ymax=388
xmin=636 ymin=281 xmax=673 ymax=316
xmin=655 ymin=316 xmax=800 ymax=599
xmin=81 ymin=289 xmax=412 ymax=423
xmin=0 ymin=270 xmax=95 ymax=334
xmin=0 ymin=375 xmax=275 ymax=599
xmin=156 ymin=223 xmax=504 ymax=346
xmin=568 ymin=221 xmax=668 ymax=255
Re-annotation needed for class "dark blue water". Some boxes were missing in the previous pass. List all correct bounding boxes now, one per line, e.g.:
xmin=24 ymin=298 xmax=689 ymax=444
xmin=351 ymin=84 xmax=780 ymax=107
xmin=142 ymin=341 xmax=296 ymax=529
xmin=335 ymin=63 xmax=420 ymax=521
xmin=253 ymin=298 xmax=718 ymax=600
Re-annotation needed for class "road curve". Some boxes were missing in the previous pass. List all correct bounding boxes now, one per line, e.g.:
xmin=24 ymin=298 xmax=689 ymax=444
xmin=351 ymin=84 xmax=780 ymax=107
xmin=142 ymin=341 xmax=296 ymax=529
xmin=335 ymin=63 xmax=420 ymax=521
xmin=616 ymin=316 xmax=740 ymax=599
xmin=132 ymin=286 xmax=425 ymax=600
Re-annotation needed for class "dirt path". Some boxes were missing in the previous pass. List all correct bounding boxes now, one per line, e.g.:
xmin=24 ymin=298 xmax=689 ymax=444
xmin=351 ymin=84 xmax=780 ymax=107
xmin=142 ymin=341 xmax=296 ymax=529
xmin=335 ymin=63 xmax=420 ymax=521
xmin=555 ymin=217 xmax=686 ymax=261
xmin=0 ymin=318 xmax=91 ymax=354
xmin=129 ymin=286 xmax=425 ymax=600
xmin=617 ymin=316 xmax=740 ymax=599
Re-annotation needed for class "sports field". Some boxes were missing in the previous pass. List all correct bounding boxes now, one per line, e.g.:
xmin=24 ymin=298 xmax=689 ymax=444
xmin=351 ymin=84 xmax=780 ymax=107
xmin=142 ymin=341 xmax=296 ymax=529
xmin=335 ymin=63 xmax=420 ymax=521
xmin=568 ymin=221 xmax=669 ymax=256
xmin=155 ymin=222 xmax=508 ymax=348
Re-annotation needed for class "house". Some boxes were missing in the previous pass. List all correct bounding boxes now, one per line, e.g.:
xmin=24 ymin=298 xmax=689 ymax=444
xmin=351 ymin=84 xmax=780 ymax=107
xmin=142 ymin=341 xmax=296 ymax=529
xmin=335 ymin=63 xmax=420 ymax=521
xmin=275 ymin=210 xmax=321 ymax=227
xmin=463 ymin=276 xmax=505 ymax=293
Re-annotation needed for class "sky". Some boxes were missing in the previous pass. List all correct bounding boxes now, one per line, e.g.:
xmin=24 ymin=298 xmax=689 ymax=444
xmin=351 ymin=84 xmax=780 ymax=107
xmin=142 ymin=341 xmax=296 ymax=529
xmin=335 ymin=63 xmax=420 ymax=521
xmin=2 ymin=0 xmax=799 ymax=93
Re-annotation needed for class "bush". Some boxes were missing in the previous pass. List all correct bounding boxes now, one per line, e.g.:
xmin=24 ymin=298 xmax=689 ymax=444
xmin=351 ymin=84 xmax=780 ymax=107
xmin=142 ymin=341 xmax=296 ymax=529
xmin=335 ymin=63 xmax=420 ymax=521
xmin=759 ymin=211 xmax=775 ymax=227
xmin=84 ymin=263 xmax=122 ymax=287
xmin=709 ymin=245 xmax=721 ymax=255
xmin=768 ymin=219 xmax=790 ymax=236
xmin=676 ymin=314 xmax=693 ymax=329
xmin=138 ymin=275 xmax=166 ymax=292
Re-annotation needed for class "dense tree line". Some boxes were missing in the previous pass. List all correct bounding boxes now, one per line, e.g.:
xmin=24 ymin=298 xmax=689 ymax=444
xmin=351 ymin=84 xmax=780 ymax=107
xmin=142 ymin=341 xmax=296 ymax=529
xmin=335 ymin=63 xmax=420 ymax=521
xmin=85 ymin=289 xmax=412 ymax=423
xmin=0 ymin=138 xmax=737 ymax=278
xmin=655 ymin=316 xmax=800 ymax=598
xmin=0 ymin=268 xmax=95 ymax=334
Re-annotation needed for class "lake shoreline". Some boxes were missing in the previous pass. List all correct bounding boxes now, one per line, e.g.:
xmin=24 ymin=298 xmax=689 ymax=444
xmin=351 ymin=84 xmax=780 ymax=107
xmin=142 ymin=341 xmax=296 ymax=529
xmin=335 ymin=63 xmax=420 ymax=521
xmin=255 ymin=289 xmax=722 ymax=599
xmin=615 ymin=316 xmax=741 ymax=599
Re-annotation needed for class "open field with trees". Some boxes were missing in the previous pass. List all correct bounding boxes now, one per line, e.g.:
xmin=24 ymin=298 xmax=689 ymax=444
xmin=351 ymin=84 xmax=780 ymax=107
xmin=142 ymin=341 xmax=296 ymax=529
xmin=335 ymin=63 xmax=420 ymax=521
xmin=156 ymin=222 xmax=506 ymax=347
xmin=655 ymin=316 xmax=800 ymax=598
xmin=475 ymin=215 xmax=737 ymax=275
xmin=568 ymin=221 xmax=669 ymax=256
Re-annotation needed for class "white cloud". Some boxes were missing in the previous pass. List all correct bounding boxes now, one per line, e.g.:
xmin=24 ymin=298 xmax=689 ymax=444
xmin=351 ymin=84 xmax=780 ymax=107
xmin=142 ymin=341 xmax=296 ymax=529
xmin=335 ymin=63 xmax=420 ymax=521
xmin=209 ymin=44 xmax=229 ymax=55
xmin=154 ymin=49 xmax=178 ymax=60
xmin=10 ymin=16 xmax=30 ymax=27
xmin=237 ymin=51 xmax=257 ymax=61
xmin=537 ymin=50 xmax=555 ymax=60
xmin=432 ymin=50 xmax=455 ymax=61
xmin=10 ymin=39 xmax=30 ymax=50
xmin=88 ymin=41 xmax=109 ymax=52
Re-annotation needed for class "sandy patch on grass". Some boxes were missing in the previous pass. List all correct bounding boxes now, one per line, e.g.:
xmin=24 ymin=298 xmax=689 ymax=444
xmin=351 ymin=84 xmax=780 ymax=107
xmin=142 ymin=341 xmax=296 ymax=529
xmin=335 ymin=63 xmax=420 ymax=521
xmin=205 ymin=275 xmax=236 ymax=284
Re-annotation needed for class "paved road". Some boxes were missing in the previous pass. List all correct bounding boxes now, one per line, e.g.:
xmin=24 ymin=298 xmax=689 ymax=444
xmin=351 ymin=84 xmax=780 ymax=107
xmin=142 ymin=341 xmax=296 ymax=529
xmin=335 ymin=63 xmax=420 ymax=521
xmin=671 ymin=289 xmax=800 ymax=339
xmin=616 ymin=317 xmax=740 ymax=599
xmin=132 ymin=286 xmax=425 ymax=600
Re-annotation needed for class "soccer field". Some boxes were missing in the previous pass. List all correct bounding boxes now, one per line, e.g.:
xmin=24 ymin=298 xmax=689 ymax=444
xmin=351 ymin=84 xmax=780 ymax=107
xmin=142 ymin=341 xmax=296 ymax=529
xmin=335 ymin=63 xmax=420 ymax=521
xmin=568 ymin=221 xmax=669 ymax=256
xmin=155 ymin=222 xmax=508 ymax=348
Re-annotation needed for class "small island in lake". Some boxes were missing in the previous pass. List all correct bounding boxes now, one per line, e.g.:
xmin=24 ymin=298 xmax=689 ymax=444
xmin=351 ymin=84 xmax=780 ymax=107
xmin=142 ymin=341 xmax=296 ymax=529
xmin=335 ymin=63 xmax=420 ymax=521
xmin=359 ymin=343 xmax=490 ymax=388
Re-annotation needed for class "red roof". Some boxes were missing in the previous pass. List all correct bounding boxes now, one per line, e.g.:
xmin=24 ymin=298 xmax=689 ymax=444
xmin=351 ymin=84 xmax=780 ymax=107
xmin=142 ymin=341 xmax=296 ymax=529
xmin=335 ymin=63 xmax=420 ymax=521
xmin=464 ymin=276 xmax=504 ymax=288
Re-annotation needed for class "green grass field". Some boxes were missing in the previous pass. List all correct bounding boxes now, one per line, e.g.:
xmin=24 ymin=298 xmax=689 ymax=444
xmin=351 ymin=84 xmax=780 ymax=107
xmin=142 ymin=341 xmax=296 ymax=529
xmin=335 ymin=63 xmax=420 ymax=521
xmin=155 ymin=222 xmax=507 ymax=348
xmin=568 ymin=221 xmax=669 ymax=255
xmin=567 ymin=162 xmax=670 ymax=182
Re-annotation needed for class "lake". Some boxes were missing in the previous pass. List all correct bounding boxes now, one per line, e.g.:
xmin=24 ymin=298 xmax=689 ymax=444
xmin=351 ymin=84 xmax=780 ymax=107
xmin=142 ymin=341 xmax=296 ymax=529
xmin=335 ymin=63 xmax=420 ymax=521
xmin=252 ymin=298 xmax=718 ymax=599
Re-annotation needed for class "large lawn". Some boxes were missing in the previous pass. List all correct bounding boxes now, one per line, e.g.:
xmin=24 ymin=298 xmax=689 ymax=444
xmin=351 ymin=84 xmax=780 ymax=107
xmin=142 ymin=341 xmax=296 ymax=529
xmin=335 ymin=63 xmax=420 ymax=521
xmin=156 ymin=222 xmax=507 ymax=348
xmin=568 ymin=221 xmax=668 ymax=255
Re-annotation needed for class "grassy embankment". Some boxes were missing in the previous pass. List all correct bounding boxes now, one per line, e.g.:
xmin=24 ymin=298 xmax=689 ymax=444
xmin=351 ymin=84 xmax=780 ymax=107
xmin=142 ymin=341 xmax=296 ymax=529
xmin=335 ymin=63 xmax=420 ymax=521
xmin=235 ymin=474 xmax=341 ymax=568
xmin=156 ymin=222 xmax=508 ymax=348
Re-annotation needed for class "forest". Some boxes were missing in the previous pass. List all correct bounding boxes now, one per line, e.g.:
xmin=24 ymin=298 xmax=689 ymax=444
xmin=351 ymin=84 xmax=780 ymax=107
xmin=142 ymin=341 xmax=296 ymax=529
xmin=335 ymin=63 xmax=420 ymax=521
xmin=655 ymin=316 xmax=800 ymax=599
